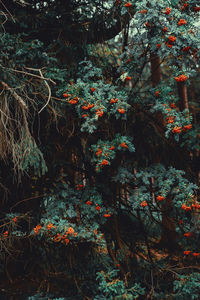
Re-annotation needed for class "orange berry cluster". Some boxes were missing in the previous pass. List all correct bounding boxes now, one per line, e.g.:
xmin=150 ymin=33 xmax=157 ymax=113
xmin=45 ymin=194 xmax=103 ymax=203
xmin=182 ymin=46 xmax=191 ymax=52
xmin=63 ymin=87 xmax=126 ymax=120
xmin=94 ymin=145 xmax=115 ymax=170
xmin=124 ymin=2 xmax=132 ymax=7
xmin=63 ymin=93 xmax=71 ymax=98
xmin=178 ymin=19 xmax=187 ymax=26
xmin=12 ymin=217 xmax=17 ymax=222
xmin=85 ymin=200 xmax=111 ymax=218
xmin=110 ymin=98 xmax=118 ymax=104
xmin=63 ymin=93 xmax=79 ymax=105
xmin=140 ymin=201 xmax=148 ymax=207
xmin=100 ymin=159 xmax=109 ymax=166
xmin=118 ymin=108 xmax=125 ymax=114
xmin=162 ymin=26 xmax=168 ymax=33
xmin=53 ymin=227 xmax=77 ymax=245
xmin=175 ymin=74 xmax=188 ymax=82
xmin=138 ymin=6 xmax=171 ymax=17
xmin=1 ymin=220 xmax=17 ymax=240
xmin=110 ymin=97 xmax=126 ymax=114
xmin=33 ymin=224 xmax=42 ymax=234
xmin=168 ymin=35 xmax=176 ymax=42
xmin=94 ymin=139 xmax=130 ymax=171
xmin=184 ymin=232 xmax=191 ymax=238
xmin=76 ymin=184 xmax=84 ymax=190
xmin=47 ymin=223 xmax=54 ymax=230
xmin=120 ymin=142 xmax=128 ymax=148
xmin=140 ymin=195 xmax=166 ymax=208
xmin=33 ymin=224 xmax=78 ymax=246
xmin=172 ymin=124 xmax=192 ymax=134
xmin=155 ymin=90 xmax=160 ymax=97
xmin=181 ymin=3 xmax=189 ymax=10
xmin=166 ymin=116 xmax=175 ymax=124
xmin=166 ymin=42 xmax=173 ymax=48
xmin=139 ymin=9 xmax=147 ymax=14
xmin=164 ymin=7 xmax=171 ymax=15
xmin=184 ymin=251 xmax=200 ymax=257
xmin=157 ymin=195 xmax=165 ymax=201
xmin=96 ymin=109 xmax=104 ymax=117
xmin=162 ymin=102 xmax=192 ymax=135
xmin=1 ymin=231 xmax=8 ymax=238
xmin=182 ymin=202 xmax=200 ymax=211
xmin=63 ymin=88 xmax=103 ymax=119
xmin=82 ymin=104 xmax=95 ymax=110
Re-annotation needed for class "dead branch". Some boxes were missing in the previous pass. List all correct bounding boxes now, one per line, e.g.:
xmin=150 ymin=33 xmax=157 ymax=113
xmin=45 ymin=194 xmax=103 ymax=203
xmin=6 ymin=67 xmax=56 ymax=85
xmin=38 ymin=69 xmax=52 ymax=113
xmin=0 ymin=81 xmax=28 ymax=110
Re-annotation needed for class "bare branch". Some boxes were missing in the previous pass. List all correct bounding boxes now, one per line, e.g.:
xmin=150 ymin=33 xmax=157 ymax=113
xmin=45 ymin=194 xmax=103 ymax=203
xmin=0 ymin=80 xmax=28 ymax=110
xmin=5 ymin=67 xmax=56 ymax=85
xmin=0 ymin=0 xmax=15 ymax=22
xmin=38 ymin=69 xmax=52 ymax=114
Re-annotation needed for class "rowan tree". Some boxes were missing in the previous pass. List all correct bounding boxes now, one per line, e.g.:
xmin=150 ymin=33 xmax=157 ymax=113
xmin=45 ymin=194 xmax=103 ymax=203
xmin=0 ymin=0 xmax=200 ymax=299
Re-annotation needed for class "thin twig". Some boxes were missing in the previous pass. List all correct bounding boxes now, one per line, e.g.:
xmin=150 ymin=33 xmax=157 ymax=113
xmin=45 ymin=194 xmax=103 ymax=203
xmin=10 ymin=194 xmax=46 ymax=211
xmin=0 ymin=0 xmax=15 ymax=22
xmin=38 ymin=69 xmax=52 ymax=113
xmin=0 ymin=10 xmax=8 ymax=36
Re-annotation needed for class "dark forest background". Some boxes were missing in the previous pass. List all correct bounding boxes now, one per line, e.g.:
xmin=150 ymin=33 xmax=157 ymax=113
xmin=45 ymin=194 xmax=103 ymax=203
xmin=0 ymin=1 xmax=200 ymax=299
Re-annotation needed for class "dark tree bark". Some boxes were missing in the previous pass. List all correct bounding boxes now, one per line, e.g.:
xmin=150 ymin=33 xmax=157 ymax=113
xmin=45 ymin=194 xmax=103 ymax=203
xmin=150 ymin=53 xmax=162 ymax=87
xmin=177 ymin=82 xmax=189 ymax=111
xmin=159 ymin=198 xmax=179 ymax=251
xmin=150 ymin=52 xmax=178 ymax=251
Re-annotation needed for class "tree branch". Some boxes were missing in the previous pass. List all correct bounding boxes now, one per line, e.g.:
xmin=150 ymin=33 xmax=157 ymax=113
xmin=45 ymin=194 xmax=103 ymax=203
xmin=0 ymin=80 xmax=28 ymax=110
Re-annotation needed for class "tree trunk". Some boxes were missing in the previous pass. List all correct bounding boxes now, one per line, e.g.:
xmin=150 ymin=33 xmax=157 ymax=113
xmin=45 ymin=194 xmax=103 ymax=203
xmin=177 ymin=82 xmax=189 ymax=111
xmin=159 ymin=198 xmax=178 ymax=251
xmin=150 ymin=53 xmax=161 ymax=87
xmin=150 ymin=53 xmax=178 ymax=251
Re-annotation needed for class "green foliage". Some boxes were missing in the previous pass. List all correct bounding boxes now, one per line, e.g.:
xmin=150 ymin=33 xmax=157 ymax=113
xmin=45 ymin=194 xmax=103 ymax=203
xmin=95 ymin=269 xmax=145 ymax=299
xmin=63 ymin=61 xmax=130 ymax=133
xmin=173 ymin=273 xmax=200 ymax=300
xmin=20 ymin=136 xmax=48 ymax=176
xmin=0 ymin=0 xmax=200 ymax=299
xmin=90 ymin=134 xmax=135 ymax=171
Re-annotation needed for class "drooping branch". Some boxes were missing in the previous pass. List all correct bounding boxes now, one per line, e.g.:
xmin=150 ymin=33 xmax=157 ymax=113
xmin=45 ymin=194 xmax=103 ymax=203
xmin=38 ymin=69 xmax=52 ymax=114
xmin=6 ymin=68 xmax=56 ymax=84
xmin=0 ymin=80 xmax=28 ymax=110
